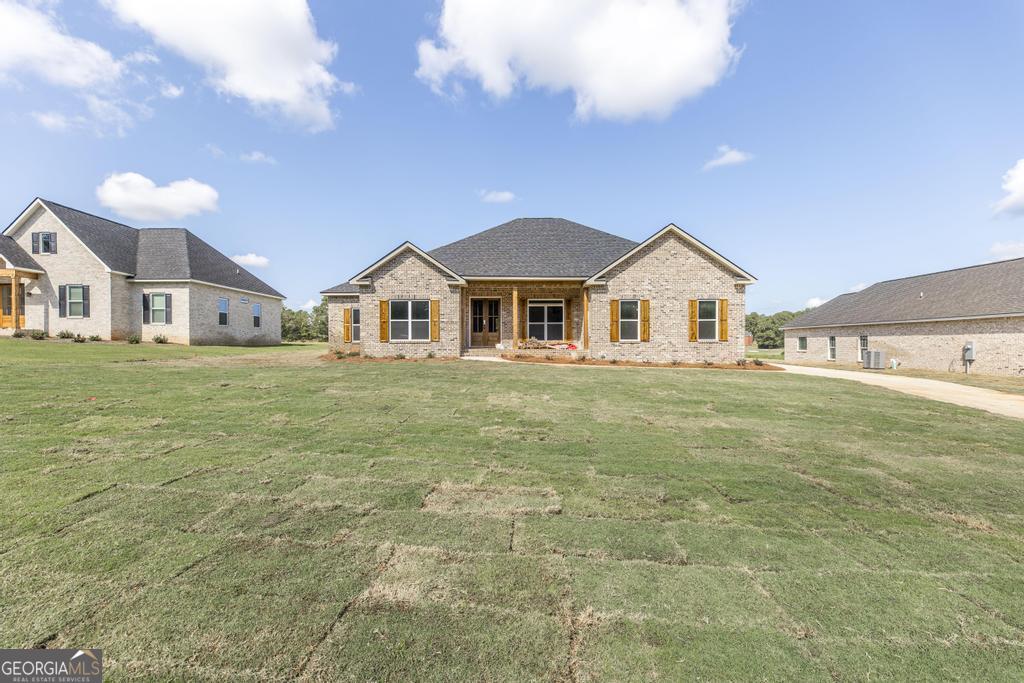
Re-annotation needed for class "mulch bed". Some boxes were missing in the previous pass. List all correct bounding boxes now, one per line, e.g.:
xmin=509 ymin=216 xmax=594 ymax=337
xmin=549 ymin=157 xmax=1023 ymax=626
xmin=501 ymin=354 xmax=783 ymax=370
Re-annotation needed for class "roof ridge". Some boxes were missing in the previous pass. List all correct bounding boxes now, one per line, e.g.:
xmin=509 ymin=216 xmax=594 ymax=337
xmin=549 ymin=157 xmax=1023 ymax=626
xmin=39 ymin=198 xmax=141 ymax=234
xmin=867 ymin=256 xmax=1024 ymax=287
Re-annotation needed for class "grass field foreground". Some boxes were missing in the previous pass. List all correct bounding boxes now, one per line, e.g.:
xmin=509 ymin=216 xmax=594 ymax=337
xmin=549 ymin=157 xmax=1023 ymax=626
xmin=2 ymin=340 xmax=1024 ymax=680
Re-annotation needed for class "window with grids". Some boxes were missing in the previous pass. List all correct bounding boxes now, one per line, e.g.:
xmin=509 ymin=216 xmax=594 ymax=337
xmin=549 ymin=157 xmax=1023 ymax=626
xmin=352 ymin=308 xmax=360 ymax=341
xmin=252 ymin=303 xmax=262 ymax=328
xmin=619 ymin=300 xmax=639 ymax=341
xmin=798 ymin=336 xmax=807 ymax=351
xmin=151 ymin=293 xmax=168 ymax=324
xmin=527 ymin=300 xmax=563 ymax=341
xmin=697 ymin=300 xmax=719 ymax=341
xmin=390 ymin=300 xmax=429 ymax=341
xmin=67 ymin=285 xmax=85 ymax=318
xmin=828 ymin=336 xmax=837 ymax=360
xmin=858 ymin=335 xmax=868 ymax=362
xmin=218 ymin=297 xmax=229 ymax=326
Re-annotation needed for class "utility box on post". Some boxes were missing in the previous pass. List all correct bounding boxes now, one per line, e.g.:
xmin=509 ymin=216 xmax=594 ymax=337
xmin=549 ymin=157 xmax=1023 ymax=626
xmin=963 ymin=341 xmax=975 ymax=362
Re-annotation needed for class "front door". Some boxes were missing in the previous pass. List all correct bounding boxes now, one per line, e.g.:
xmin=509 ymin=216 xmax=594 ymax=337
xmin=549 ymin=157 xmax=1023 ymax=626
xmin=470 ymin=298 xmax=501 ymax=347
xmin=0 ymin=284 xmax=25 ymax=328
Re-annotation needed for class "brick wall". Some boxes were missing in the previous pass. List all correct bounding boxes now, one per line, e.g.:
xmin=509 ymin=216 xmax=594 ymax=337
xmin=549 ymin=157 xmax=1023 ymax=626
xmin=327 ymin=294 xmax=361 ymax=352
xmin=358 ymin=251 xmax=461 ymax=358
xmin=784 ymin=317 xmax=1024 ymax=376
xmin=589 ymin=232 xmax=747 ymax=363
xmin=187 ymin=282 xmax=282 ymax=345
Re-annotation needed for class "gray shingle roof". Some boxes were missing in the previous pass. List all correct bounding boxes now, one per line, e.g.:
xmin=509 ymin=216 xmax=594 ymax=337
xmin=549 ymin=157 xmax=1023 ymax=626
xmin=0 ymin=235 xmax=43 ymax=271
xmin=784 ymin=257 xmax=1024 ymax=329
xmin=321 ymin=282 xmax=361 ymax=294
xmin=428 ymin=218 xmax=638 ymax=278
xmin=34 ymin=200 xmax=283 ymax=298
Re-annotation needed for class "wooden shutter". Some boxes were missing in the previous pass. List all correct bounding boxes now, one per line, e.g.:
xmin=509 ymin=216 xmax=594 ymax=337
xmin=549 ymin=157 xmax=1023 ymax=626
xmin=142 ymin=293 xmax=150 ymax=324
xmin=688 ymin=300 xmax=698 ymax=342
xmin=81 ymin=285 xmax=90 ymax=318
xmin=565 ymin=299 xmax=573 ymax=341
xmin=59 ymin=285 xmax=67 ymax=318
xmin=609 ymin=299 xmax=619 ymax=342
xmin=50 ymin=232 xmax=57 ymax=254
xmin=520 ymin=300 xmax=527 ymax=339
xmin=165 ymin=293 xmax=172 ymax=325
xmin=343 ymin=307 xmax=352 ymax=343
xmin=640 ymin=300 xmax=651 ymax=342
xmin=430 ymin=299 xmax=440 ymax=342
xmin=31 ymin=233 xmax=39 ymax=254
xmin=718 ymin=299 xmax=729 ymax=341
xmin=379 ymin=300 xmax=389 ymax=342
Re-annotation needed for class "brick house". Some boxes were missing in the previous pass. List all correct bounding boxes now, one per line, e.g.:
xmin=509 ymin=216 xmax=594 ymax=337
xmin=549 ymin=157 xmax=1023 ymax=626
xmin=782 ymin=258 xmax=1024 ymax=376
xmin=0 ymin=198 xmax=284 ymax=345
xmin=322 ymin=218 xmax=755 ymax=362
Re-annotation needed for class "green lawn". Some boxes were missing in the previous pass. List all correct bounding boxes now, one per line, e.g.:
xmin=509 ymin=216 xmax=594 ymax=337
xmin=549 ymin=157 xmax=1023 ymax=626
xmin=2 ymin=339 xmax=1024 ymax=680
xmin=746 ymin=347 xmax=784 ymax=361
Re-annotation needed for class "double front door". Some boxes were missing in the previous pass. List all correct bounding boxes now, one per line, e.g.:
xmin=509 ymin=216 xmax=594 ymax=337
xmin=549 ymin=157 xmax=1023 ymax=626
xmin=0 ymin=284 xmax=25 ymax=328
xmin=470 ymin=298 xmax=501 ymax=347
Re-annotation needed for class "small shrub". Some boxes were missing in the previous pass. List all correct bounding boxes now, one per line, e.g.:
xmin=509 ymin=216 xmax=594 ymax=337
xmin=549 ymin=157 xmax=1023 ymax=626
xmin=704 ymin=360 xmax=714 ymax=367
xmin=427 ymin=351 xmax=436 ymax=359
xmin=736 ymin=358 xmax=747 ymax=367
xmin=152 ymin=334 xmax=168 ymax=344
xmin=126 ymin=334 xmax=141 ymax=344
xmin=609 ymin=358 xmax=618 ymax=365
xmin=544 ymin=353 xmax=554 ymax=361
xmin=88 ymin=335 xmax=101 ymax=342
xmin=670 ymin=359 xmax=680 ymax=366
xmin=347 ymin=351 xmax=360 ymax=357
xmin=30 ymin=330 xmax=46 ymax=340
xmin=394 ymin=352 xmax=405 ymax=360
xmin=334 ymin=350 xmax=346 ymax=359
xmin=753 ymin=358 xmax=764 ymax=366
xmin=11 ymin=330 xmax=24 ymax=338
xmin=73 ymin=334 xmax=87 ymax=343
xmin=57 ymin=330 xmax=75 ymax=339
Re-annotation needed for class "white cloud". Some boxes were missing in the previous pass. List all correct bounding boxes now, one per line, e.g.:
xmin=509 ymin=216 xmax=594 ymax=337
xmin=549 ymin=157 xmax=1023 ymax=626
xmin=231 ymin=252 xmax=270 ymax=268
xmin=478 ymin=189 xmax=515 ymax=203
xmin=848 ymin=282 xmax=868 ymax=293
xmin=805 ymin=297 xmax=826 ymax=309
xmin=702 ymin=144 xmax=753 ymax=171
xmin=299 ymin=298 xmax=317 ymax=311
xmin=123 ymin=49 xmax=159 ymax=65
xmin=205 ymin=143 xmax=225 ymax=158
xmin=240 ymin=150 xmax=277 ymax=165
xmin=994 ymin=159 xmax=1024 ymax=217
xmin=96 ymin=171 xmax=218 ymax=221
xmin=31 ymin=110 xmax=72 ymax=131
xmin=416 ymin=0 xmax=741 ymax=121
xmin=990 ymin=241 xmax=1024 ymax=260
xmin=103 ymin=0 xmax=348 ymax=131
xmin=159 ymin=82 xmax=183 ymax=98
xmin=0 ymin=0 xmax=123 ymax=89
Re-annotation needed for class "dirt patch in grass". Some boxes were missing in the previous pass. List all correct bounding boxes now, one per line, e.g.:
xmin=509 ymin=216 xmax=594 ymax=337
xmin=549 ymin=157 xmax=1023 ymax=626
xmin=422 ymin=482 xmax=562 ymax=516
xmin=320 ymin=353 xmax=457 ymax=364
xmin=501 ymin=354 xmax=783 ymax=370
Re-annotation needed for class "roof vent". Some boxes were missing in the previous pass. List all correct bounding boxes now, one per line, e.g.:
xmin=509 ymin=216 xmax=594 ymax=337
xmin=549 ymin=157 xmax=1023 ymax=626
xmin=236 ymin=268 xmax=240 ymax=274
xmin=919 ymin=292 xmax=924 ymax=299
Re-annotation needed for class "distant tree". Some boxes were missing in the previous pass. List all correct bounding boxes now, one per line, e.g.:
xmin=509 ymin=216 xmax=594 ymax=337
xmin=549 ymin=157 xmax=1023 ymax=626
xmin=310 ymin=299 xmax=328 ymax=341
xmin=281 ymin=308 xmax=313 ymax=341
xmin=745 ymin=309 xmax=809 ymax=349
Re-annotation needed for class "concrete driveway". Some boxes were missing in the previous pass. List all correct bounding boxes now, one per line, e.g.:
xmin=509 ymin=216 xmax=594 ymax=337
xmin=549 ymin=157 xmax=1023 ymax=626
xmin=777 ymin=364 xmax=1024 ymax=420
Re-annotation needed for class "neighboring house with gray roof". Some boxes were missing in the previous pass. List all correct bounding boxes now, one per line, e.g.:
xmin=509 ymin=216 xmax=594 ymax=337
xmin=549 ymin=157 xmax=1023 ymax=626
xmin=782 ymin=258 xmax=1024 ymax=376
xmin=322 ymin=218 xmax=755 ymax=362
xmin=0 ymin=198 xmax=283 ymax=345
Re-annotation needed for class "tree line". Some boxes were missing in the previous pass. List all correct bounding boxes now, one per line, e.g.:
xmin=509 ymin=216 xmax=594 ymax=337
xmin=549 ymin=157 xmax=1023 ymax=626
xmin=745 ymin=309 xmax=810 ymax=349
xmin=282 ymin=299 xmax=328 ymax=341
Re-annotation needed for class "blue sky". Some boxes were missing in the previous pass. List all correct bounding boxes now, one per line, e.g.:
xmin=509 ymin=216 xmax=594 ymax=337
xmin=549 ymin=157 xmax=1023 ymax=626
xmin=1 ymin=1 xmax=1022 ymax=313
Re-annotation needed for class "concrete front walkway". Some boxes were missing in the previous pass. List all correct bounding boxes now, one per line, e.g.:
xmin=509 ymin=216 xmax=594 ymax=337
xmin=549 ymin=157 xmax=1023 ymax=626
xmin=777 ymin=364 xmax=1024 ymax=420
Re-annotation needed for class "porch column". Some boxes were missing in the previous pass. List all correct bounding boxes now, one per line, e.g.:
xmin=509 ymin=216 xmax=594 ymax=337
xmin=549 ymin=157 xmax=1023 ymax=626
xmin=582 ymin=286 xmax=589 ymax=350
xmin=10 ymin=270 xmax=18 ymax=330
xmin=511 ymin=286 xmax=519 ymax=350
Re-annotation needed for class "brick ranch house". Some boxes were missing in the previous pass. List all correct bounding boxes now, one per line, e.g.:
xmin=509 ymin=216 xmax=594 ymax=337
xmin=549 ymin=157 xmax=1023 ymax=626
xmin=782 ymin=257 xmax=1024 ymax=376
xmin=0 ymin=198 xmax=283 ymax=345
xmin=322 ymin=218 xmax=755 ymax=362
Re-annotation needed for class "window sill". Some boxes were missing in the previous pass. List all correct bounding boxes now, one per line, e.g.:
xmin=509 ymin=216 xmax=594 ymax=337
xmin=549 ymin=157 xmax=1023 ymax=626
xmin=388 ymin=339 xmax=433 ymax=344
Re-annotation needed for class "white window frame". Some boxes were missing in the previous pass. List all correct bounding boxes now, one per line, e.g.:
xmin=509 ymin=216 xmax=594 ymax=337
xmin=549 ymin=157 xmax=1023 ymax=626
xmin=697 ymin=299 xmax=719 ymax=342
xmin=39 ymin=232 xmax=55 ymax=254
xmin=218 ymin=297 xmax=229 ymax=326
xmin=527 ymin=299 xmax=565 ymax=342
xmin=828 ymin=335 xmax=837 ymax=361
xmin=390 ymin=299 xmax=430 ymax=342
xmin=352 ymin=307 xmax=361 ymax=342
xmin=252 ymin=303 xmax=262 ymax=328
xmin=798 ymin=336 xmax=808 ymax=351
xmin=618 ymin=299 xmax=640 ymax=342
xmin=151 ymin=293 xmax=168 ymax=325
xmin=858 ymin=335 xmax=868 ymax=362
xmin=67 ymin=285 xmax=85 ymax=318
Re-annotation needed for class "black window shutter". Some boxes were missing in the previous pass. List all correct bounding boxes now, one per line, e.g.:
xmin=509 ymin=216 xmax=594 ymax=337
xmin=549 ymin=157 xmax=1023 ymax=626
xmin=82 ymin=285 xmax=90 ymax=318
xmin=58 ymin=285 xmax=67 ymax=317
xmin=50 ymin=232 xmax=57 ymax=254
xmin=165 ymin=293 xmax=172 ymax=324
xmin=31 ymin=233 xmax=39 ymax=254
xmin=142 ymin=293 xmax=150 ymax=324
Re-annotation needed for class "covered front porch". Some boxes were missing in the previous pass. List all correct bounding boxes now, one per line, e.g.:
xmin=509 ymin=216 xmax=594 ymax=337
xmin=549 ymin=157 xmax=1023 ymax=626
xmin=461 ymin=280 xmax=591 ymax=353
xmin=0 ymin=269 xmax=37 ymax=331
